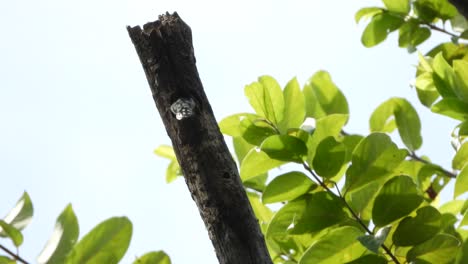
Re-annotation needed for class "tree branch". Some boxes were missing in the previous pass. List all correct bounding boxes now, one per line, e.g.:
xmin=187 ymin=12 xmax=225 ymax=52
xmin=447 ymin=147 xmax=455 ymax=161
xmin=0 ymin=244 xmax=29 ymax=264
xmin=127 ymin=12 xmax=272 ymax=264
xmin=409 ymin=152 xmax=457 ymax=178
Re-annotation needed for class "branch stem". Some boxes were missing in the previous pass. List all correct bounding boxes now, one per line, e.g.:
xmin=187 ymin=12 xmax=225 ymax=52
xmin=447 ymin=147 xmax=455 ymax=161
xmin=0 ymin=244 xmax=29 ymax=264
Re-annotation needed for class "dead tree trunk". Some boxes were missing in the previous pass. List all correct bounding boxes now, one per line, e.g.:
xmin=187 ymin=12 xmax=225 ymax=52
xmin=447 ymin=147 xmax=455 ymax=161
xmin=127 ymin=13 xmax=272 ymax=264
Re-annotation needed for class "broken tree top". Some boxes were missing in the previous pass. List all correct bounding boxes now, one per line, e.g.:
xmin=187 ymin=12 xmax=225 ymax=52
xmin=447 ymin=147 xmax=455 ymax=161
xmin=127 ymin=12 xmax=272 ymax=264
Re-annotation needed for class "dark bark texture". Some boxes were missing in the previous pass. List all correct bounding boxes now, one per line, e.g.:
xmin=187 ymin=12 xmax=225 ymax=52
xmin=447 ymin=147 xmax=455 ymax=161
xmin=127 ymin=13 xmax=272 ymax=264
xmin=449 ymin=0 xmax=468 ymax=20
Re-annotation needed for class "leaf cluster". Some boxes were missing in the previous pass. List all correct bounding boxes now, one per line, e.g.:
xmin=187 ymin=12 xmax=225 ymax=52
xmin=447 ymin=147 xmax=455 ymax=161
xmin=0 ymin=192 xmax=170 ymax=264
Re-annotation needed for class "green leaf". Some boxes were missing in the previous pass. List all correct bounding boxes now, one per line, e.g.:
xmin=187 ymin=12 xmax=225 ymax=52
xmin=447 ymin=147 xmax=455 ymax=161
xmin=306 ymin=114 xmax=349 ymax=168
xmin=382 ymin=0 xmax=410 ymax=14
xmin=298 ymin=226 xmax=365 ymax=264
xmin=357 ymin=226 xmax=391 ymax=253
xmin=133 ymin=251 xmax=171 ymax=264
xmin=262 ymin=171 xmax=315 ymax=204
xmin=453 ymin=142 xmax=468 ymax=169
xmin=345 ymin=133 xmax=407 ymax=193
xmin=219 ymin=113 xmax=263 ymax=137
xmin=393 ymin=206 xmax=441 ymax=246
xmin=413 ymin=0 xmax=458 ymax=21
xmin=415 ymin=72 xmax=440 ymax=107
xmin=361 ymin=12 xmax=404 ymax=47
xmin=65 ymin=217 xmax=132 ymax=264
xmin=279 ymin=77 xmax=306 ymax=132
xmin=37 ymin=204 xmax=79 ymax=264
xmin=0 ymin=192 xmax=33 ymax=234
xmin=345 ymin=254 xmax=388 ymax=264
xmin=398 ymin=20 xmax=431 ymax=49
xmin=355 ymin=7 xmax=384 ymax=23
xmin=303 ymin=71 xmax=349 ymax=119
xmin=407 ymin=234 xmax=461 ymax=263
xmin=313 ymin=137 xmax=346 ymax=178
xmin=240 ymin=148 xmax=286 ymax=181
xmin=453 ymin=60 xmax=468 ymax=102
xmin=244 ymin=76 xmax=284 ymax=125
xmin=261 ymin=135 xmax=307 ymax=162
xmin=346 ymin=181 xmax=382 ymax=222
xmin=370 ymin=98 xmax=422 ymax=151
xmin=343 ymin=134 xmax=364 ymax=162
xmin=243 ymin=174 xmax=268 ymax=192
xmin=432 ymin=53 xmax=458 ymax=98
xmin=266 ymin=198 xmax=307 ymax=242
xmin=153 ymin=145 xmax=175 ymax=160
xmin=247 ymin=191 xmax=273 ymax=224
xmin=372 ymin=176 xmax=423 ymax=227
xmin=292 ymin=192 xmax=348 ymax=233
xmin=455 ymin=165 xmax=468 ymax=198
xmin=0 ymin=256 xmax=16 ymax=264
xmin=427 ymin=42 xmax=468 ymax=62
xmin=0 ymin=220 xmax=23 ymax=247
xmin=165 ymin=160 xmax=181 ymax=183
xmin=455 ymin=239 xmax=468 ymax=264
xmin=431 ymin=98 xmax=468 ymax=120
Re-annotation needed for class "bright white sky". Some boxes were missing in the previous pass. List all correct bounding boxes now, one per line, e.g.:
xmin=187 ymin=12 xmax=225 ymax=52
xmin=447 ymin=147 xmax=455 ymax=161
xmin=0 ymin=0 xmax=459 ymax=263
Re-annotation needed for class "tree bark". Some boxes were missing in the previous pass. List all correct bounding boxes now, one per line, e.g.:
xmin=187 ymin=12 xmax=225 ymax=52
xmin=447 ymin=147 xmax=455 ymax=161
xmin=127 ymin=13 xmax=272 ymax=264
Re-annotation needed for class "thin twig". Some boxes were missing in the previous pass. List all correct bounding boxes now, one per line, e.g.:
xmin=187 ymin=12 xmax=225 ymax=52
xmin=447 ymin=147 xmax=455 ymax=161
xmin=421 ymin=22 xmax=459 ymax=38
xmin=409 ymin=152 xmax=457 ymax=178
xmin=302 ymin=162 xmax=401 ymax=264
xmin=0 ymin=244 xmax=29 ymax=264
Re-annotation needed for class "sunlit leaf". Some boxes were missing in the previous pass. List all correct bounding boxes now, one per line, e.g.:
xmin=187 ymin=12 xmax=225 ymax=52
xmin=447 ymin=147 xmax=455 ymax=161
xmin=370 ymin=97 xmax=422 ymax=151
xmin=0 ymin=192 xmax=33 ymax=234
xmin=240 ymin=148 xmax=286 ymax=181
xmin=393 ymin=206 xmax=441 ymax=246
xmin=133 ymin=251 xmax=171 ymax=264
xmin=453 ymin=142 xmax=468 ymax=170
xmin=244 ymin=76 xmax=284 ymax=125
xmin=372 ymin=176 xmax=423 ymax=227
xmin=355 ymin=7 xmax=383 ymax=23
xmin=247 ymin=191 xmax=273 ymax=224
xmin=345 ymin=254 xmax=388 ymax=264
xmin=292 ymin=192 xmax=348 ymax=234
xmin=313 ymin=137 xmax=346 ymax=178
xmin=345 ymin=133 xmax=407 ymax=193
xmin=303 ymin=71 xmax=349 ymax=119
xmin=413 ymin=0 xmax=458 ymax=21
xmin=37 ymin=204 xmax=79 ymax=264
xmin=431 ymin=98 xmax=468 ymax=120
xmin=306 ymin=114 xmax=348 ymax=168
xmin=65 ymin=217 xmax=132 ymax=264
xmin=455 ymin=165 xmax=468 ymax=198
xmin=298 ymin=226 xmax=366 ymax=264
xmin=406 ymin=234 xmax=461 ymax=264
xmin=0 ymin=220 xmax=23 ymax=247
xmin=361 ymin=13 xmax=404 ymax=47
xmin=153 ymin=145 xmax=176 ymax=160
xmin=261 ymin=135 xmax=307 ymax=162
xmin=453 ymin=60 xmax=468 ymax=102
xmin=279 ymin=77 xmax=306 ymax=132
xmin=0 ymin=256 xmax=16 ymax=264
xmin=262 ymin=171 xmax=315 ymax=204
xmin=382 ymin=0 xmax=410 ymax=14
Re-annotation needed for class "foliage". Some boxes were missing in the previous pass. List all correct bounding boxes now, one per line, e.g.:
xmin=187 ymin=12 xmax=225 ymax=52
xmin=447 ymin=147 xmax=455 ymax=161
xmin=2 ymin=0 xmax=468 ymax=263
xmin=157 ymin=1 xmax=468 ymax=262
xmin=0 ymin=192 xmax=171 ymax=264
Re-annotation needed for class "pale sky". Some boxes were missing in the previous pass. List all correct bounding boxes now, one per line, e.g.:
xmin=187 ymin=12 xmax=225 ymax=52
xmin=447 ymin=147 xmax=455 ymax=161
xmin=0 ymin=0 xmax=458 ymax=263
